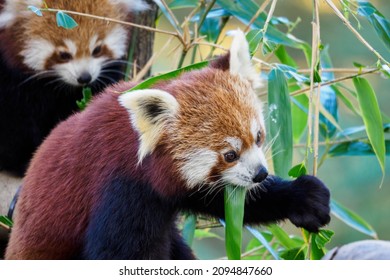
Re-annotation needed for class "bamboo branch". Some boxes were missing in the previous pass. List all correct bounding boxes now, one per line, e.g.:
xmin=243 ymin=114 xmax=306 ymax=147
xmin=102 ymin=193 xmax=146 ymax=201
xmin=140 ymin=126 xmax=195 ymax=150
xmin=324 ymin=0 xmax=390 ymax=66
xmin=244 ymin=0 xmax=272 ymax=32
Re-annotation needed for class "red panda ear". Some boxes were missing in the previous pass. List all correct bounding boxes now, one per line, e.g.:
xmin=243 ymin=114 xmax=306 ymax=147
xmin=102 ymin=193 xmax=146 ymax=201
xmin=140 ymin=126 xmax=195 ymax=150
xmin=226 ymin=30 xmax=263 ymax=89
xmin=0 ymin=0 xmax=41 ymax=28
xmin=110 ymin=0 xmax=149 ymax=12
xmin=118 ymin=89 xmax=178 ymax=162
xmin=209 ymin=52 xmax=230 ymax=71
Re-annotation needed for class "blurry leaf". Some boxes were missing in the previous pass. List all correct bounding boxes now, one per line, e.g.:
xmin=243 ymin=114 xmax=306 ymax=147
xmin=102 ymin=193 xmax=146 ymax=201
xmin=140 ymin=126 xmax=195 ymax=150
xmin=76 ymin=87 xmax=92 ymax=111
xmin=267 ymin=224 xmax=301 ymax=249
xmin=288 ymin=163 xmax=307 ymax=178
xmin=357 ymin=1 xmax=390 ymax=50
xmin=275 ymin=45 xmax=298 ymax=68
xmin=0 ymin=215 xmax=13 ymax=228
xmin=314 ymin=229 xmax=334 ymax=249
xmin=56 ymin=11 xmax=78 ymax=29
xmin=291 ymin=94 xmax=309 ymax=143
xmin=332 ymin=85 xmax=361 ymax=117
xmin=216 ymin=0 xmax=304 ymax=49
xmin=268 ymin=68 xmax=293 ymax=178
xmin=246 ymin=226 xmax=280 ymax=260
xmin=353 ymin=77 xmax=386 ymax=174
xmin=329 ymin=140 xmax=390 ymax=157
xmin=275 ymin=64 xmax=308 ymax=83
xmin=331 ymin=199 xmax=377 ymax=238
xmin=194 ymin=229 xmax=223 ymax=241
xmin=154 ymin=0 xmax=183 ymax=33
xmin=381 ymin=64 xmax=390 ymax=78
xmin=313 ymin=62 xmax=322 ymax=83
xmin=182 ymin=214 xmax=196 ymax=246
xmin=127 ymin=60 xmax=209 ymax=92
xmin=200 ymin=17 xmax=222 ymax=42
xmin=169 ymin=0 xmax=198 ymax=9
xmin=224 ymin=185 xmax=246 ymax=260
xmin=28 ymin=5 xmax=43 ymax=16
xmin=319 ymin=46 xmax=338 ymax=138
xmin=191 ymin=8 xmax=230 ymax=21
xmin=353 ymin=62 xmax=366 ymax=68
xmin=280 ymin=247 xmax=305 ymax=260
xmin=246 ymin=29 xmax=263 ymax=56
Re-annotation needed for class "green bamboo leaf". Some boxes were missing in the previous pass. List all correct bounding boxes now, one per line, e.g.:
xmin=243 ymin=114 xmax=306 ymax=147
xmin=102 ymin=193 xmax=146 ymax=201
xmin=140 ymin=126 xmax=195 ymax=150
xmin=182 ymin=214 xmax=196 ymax=247
xmin=0 ymin=215 xmax=13 ymax=228
xmin=245 ymin=226 xmax=280 ymax=260
xmin=76 ymin=87 xmax=92 ymax=111
xmin=331 ymin=85 xmax=361 ymax=117
xmin=280 ymin=247 xmax=306 ymax=260
xmin=267 ymin=224 xmax=302 ymax=249
xmin=28 ymin=5 xmax=43 ymax=17
xmin=288 ymin=163 xmax=307 ymax=178
xmin=194 ymin=229 xmax=223 ymax=241
xmin=331 ymin=199 xmax=377 ymax=238
xmin=56 ymin=11 xmax=78 ymax=29
xmin=268 ymin=68 xmax=292 ymax=178
xmin=126 ymin=60 xmax=209 ymax=92
xmin=200 ymin=17 xmax=222 ymax=42
xmin=357 ymin=1 xmax=390 ymax=50
xmin=169 ymin=0 xmax=198 ymax=9
xmin=275 ymin=45 xmax=298 ymax=68
xmin=246 ymin=29 xmax=263 ymax=56
xmin=291 ymin=94 xmax=309 ymax=143
xmin=329 ymin=140 xmax=390 ymax=157
xmin=353 ymin=77 xmax=385 ymax=174
xmin=154 ymin=0 xmax=183 ymax=33
xmin=314 ymin=229 xmax=334 ymax=249
xmin=224 ymin=185 xmax=246 ymax=260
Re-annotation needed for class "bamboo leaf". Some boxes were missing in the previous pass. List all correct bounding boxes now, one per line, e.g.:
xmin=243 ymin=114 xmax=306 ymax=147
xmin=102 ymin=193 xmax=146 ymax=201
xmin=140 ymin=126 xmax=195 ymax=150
xmin=182 ymin=214 xmax=196 ymax=247
xmin=56 ymin=11 xmax=78 ymax=29
xmin=288 ymin=163 xmax=307 ymax=178
xmin=0 ymin=215 xmax=13 ymax=228
xmin=28 ymin=5 xmax=43 ymax=17
xmin=154 ymin=0 xmax=183 ymax=33
xmin=353 ymin=77 xmax=386 ymax=174
xmin=126 ymin=60 xmax=209 ymax=92
xmin=267 ymin=224 xmax=302 ymax=249
xmin=224 ymin=185 xmax=246 ymax=260
xmin=331 ymin=199 xmax=377 ymax=238
xmin=76 ymin=87 xmax=92 ymax=111
xmin=268 ymin=69 xmax=292 ymax=178
xmin=169 ymin=0 xmax=198 ymax=9
xmin=194 ymin=229 xmax=223 ymax=241
xmin=245 ymin=226 xmax=280 ymax=260
xmin=329 ymin=139 xmax=390 ymax=157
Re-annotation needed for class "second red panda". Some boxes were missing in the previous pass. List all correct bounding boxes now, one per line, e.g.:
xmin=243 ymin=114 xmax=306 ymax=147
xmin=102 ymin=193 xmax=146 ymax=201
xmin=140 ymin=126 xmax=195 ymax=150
xmin=0 ymin=0 xmax=148 ymax=176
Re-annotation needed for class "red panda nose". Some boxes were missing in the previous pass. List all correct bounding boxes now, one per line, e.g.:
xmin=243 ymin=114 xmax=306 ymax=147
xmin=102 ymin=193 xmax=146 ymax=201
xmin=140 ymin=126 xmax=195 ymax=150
xmin=77 ymin=72 xmax=92 ymax=85
xmin=253 ymin=166 xmax=268 ymax=183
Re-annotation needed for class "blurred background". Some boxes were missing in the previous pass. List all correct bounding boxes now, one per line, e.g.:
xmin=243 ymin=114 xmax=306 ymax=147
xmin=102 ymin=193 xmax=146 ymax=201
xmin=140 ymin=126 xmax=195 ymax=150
xmin=152 ymin=0 xmax=390 ymax=259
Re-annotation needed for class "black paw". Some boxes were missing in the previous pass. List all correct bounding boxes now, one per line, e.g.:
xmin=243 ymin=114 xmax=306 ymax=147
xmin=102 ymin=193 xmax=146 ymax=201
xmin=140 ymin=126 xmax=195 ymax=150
xmin=288 ymin=175 xmax=331 ymax=232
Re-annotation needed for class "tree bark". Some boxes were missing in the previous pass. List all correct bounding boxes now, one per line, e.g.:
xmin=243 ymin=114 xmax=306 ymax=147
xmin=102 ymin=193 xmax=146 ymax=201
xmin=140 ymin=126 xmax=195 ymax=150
xmin=126 ymin=0 xmax=158 ymax=80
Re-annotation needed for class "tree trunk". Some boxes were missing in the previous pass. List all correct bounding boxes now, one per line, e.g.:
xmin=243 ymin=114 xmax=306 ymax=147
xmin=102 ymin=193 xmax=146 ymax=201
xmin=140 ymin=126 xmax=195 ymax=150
xmin=126 ymin=0 xmax=158 ymax=80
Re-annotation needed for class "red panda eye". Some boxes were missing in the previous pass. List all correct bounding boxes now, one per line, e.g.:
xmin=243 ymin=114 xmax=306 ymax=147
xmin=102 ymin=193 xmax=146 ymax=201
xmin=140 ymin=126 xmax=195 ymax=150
xmin=224 ymin=151 xmax=239 ymax=163
xmin=256 ymin=131 xmax=262 ymax=146
xmin=92 ymin=45 xmax=103 ymax=57
xmin=58 ymin=51 xmax=73 ymax=62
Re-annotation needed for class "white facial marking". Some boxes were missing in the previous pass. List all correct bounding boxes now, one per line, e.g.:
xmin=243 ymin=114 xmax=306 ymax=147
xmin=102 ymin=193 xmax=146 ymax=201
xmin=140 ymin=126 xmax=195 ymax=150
xmin=224 ymin=137 xmax=242 ymax=152
xmin=53 ymin=57 xmax=105 ymax=86
xmin=63 ymin=39 xmax=77 ymax=57
xmin=21 ymin=38 xmax=55 ymax=70
xmin=179 ymin=148 xmax=218 ymax=189
xmin=222 ymin=144 xmax=267 ymax=189
xmin=89 ymin=35 xmax=99 ymax=53
xmin=104 ymin=25 xmax=129 ymax=59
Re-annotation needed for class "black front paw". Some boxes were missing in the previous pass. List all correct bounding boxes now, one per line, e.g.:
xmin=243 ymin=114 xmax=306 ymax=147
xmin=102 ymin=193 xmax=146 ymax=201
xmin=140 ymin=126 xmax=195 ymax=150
xmin=288 ymin=175 xmax=331 ymax=232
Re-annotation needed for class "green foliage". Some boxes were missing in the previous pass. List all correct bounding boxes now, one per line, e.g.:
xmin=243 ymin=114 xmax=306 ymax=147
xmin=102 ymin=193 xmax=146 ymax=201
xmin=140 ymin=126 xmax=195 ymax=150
xmin=76 ymin=87 xmax=92 ymax=111
xmin=55 ymin=11 xmax=78 ymax=29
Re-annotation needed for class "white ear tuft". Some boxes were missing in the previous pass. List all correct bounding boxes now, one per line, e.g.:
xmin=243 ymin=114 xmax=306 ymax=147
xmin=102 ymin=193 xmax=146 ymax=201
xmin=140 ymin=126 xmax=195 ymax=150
xmin=119 ymin=89 xmax=178 ymax=163
xmin=110 ymin=0 xmax=150 ymax=12
xmin=0 ymin=0 xmax=42 ymax=28
xmin=229 ymin=29 xmax=262 ymax=89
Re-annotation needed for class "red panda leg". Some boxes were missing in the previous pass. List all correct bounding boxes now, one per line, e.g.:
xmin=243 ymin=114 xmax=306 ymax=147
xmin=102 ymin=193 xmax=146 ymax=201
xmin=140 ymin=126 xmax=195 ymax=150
xmin=181 ymin=175 xmax=330 ymax=232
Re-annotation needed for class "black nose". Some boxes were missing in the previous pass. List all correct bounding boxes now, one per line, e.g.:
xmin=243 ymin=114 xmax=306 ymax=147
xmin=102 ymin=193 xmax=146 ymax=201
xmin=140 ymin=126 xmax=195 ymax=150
xmin=253 ymin=166 xmax=268 ymax=183
xmin=77 ymin=72 xmax=92 ymax=85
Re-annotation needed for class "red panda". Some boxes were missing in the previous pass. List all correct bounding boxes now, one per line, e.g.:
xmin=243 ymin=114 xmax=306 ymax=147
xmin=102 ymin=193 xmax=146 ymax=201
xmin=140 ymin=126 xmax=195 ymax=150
xmin=5 ymin=31 xmax=330 ymax=260
xmin=0 ymin=0 xmax=147 ymax=176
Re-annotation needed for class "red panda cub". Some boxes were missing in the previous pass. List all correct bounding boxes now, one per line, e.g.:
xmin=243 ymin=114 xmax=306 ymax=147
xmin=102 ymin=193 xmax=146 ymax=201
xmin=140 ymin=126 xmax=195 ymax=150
xmin=0 ymin=0 xmax=147 ymax=176
xmin=5 ymin=31 xmax=330 ymax=260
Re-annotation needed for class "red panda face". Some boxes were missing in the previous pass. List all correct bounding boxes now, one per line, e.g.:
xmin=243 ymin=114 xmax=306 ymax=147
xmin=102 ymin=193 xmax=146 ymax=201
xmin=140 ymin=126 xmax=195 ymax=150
xmin=119 ymin=30 xmax=268 ymax=190
xmin=0 ymin=0 xmax=148 ymax=86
